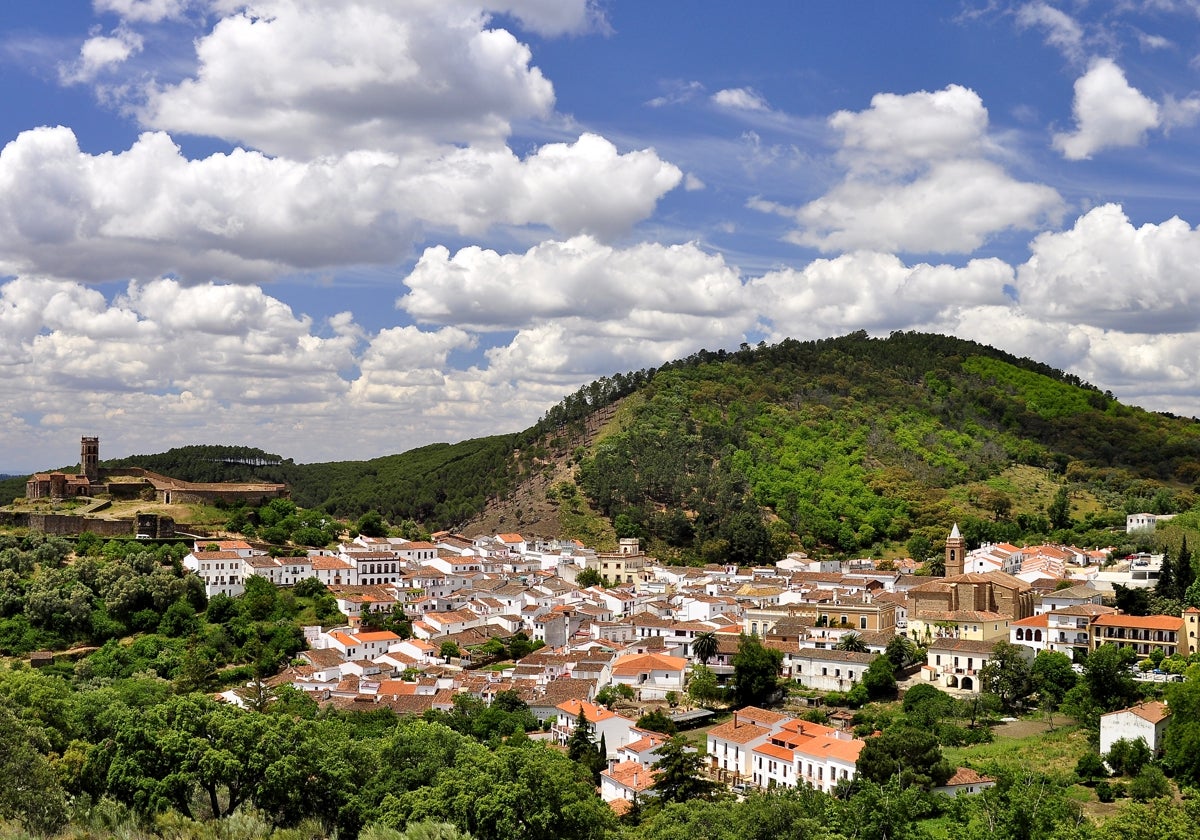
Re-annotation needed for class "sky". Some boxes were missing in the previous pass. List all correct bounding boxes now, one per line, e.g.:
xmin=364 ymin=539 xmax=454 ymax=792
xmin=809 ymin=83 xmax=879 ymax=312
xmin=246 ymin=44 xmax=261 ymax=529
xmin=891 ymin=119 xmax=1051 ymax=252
xmin=4 ymin=1 xmax=1200 ymax=473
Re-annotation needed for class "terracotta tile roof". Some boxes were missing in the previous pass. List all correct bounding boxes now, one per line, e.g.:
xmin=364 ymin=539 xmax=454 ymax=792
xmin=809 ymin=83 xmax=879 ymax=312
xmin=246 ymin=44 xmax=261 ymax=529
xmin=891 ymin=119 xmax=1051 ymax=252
xmin=311 ymin=556 xmax=353 ymax=571
xmin=708 ymin=719 xmax=773 ymax=745
xmin=556 ymin=699 xmax=619 ymax=722
xmin=354 ymin=630 xmax=401 ymax=643
xmin=603 ymin=760 xmax=658 ymax=791
xmin=753 ymin=742 xmax=795 ymax=762
xmin=791 ymin=648 xmax=877 ymax=665
xmin=1012 ymin=614 xmax=1049 ymax=627
xmin=611 ymin=652 xmax=688 ymax=675
xmin=943 ymin=767 xmax=994 ymax=786
xmin=1093 ymin=614 xmax=1183 ymax=631
xmin=794 ymin=734 xmax=864 ymax=764
xmin=376 ymin=694 xmax=435 ymax=716
xmin=301 ymin=648 xmax=346 ymax=668
xmin=1104 ymin=700 xmax=1171 ymax=725
xmin=377 ymin=680 xmax=418 ymax=696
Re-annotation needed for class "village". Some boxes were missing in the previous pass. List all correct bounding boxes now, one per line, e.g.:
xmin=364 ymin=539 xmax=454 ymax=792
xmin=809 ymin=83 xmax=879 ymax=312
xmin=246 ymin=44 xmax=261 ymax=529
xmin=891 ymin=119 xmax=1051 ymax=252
xmin=181 ymin=521 xmax=1192 ymax=812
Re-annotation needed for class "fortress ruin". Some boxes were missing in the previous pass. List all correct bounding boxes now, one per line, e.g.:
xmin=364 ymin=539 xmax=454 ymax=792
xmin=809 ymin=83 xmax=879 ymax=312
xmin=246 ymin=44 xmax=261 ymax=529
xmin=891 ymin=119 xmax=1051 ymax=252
xmin=26 ymin=436 xmax=289 ymax=506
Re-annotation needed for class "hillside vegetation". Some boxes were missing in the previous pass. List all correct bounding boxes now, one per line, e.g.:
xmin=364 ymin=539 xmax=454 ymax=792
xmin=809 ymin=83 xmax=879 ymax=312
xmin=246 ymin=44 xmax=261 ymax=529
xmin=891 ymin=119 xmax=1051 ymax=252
xmin=8 ymin=332 xmax=1200 ymax=560
xmin=569 ymin=331 xmax=1200 ymax=563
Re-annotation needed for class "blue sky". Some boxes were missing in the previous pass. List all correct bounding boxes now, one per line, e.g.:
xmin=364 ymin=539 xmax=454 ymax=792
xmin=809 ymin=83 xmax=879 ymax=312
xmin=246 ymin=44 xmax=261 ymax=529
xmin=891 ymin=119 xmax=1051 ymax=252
xmin=4 ymin=1 xmax=1200 ymax=473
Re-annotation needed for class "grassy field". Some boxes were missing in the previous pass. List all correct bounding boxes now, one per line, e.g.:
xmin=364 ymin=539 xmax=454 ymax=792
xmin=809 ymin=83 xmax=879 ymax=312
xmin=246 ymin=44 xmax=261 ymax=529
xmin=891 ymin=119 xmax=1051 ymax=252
xmin=943 ymin=716 xmax=1091 ymax=777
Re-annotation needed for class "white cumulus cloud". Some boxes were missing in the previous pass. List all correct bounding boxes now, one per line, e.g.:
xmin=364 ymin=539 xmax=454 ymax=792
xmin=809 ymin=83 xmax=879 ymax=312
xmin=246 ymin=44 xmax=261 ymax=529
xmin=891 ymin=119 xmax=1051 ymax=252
xmin=1016 ymin=203 xmax=1200 ymax=330
xmin=400 ymin=235 xmax=750 ymax=332
xmin=138 ymin=0 xmax=557 ymax=158
xmin=755 ymin=86 xmax=1062 ymax=254
xmin=749 ymin=251 xmax=1014 ymax=340
xmin=0 ymin=127 xmax=678 ymax=282
xmin=1053 ymin=59 xmax=1161 ymax=159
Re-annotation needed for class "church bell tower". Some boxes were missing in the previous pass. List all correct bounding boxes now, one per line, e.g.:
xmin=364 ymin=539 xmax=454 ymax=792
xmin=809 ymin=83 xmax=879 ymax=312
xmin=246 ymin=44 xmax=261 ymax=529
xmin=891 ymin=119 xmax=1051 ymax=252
xmin=945 ymin=523 xmax=965 ymax=577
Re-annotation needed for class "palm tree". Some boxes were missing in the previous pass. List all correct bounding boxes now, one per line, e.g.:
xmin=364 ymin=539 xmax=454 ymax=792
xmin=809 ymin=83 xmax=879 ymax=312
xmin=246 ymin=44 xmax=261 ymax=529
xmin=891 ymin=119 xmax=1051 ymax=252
xmin=692 ymin=631 xmax=719 ymax=666
xmin=836 ymin=632 xmax=868 ymax=653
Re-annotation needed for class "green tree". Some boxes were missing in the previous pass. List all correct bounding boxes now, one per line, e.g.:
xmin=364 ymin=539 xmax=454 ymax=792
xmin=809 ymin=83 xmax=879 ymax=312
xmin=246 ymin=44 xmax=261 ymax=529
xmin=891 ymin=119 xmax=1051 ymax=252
xmin=241 ymin=574 xmax=281 ymax=621
xmin=565 ymin=709 xmax=605 ymax=783
xmin=1048 ymin=486 xmax=1072 ymax=530
xmin=357 ymin=510 xmax=388 ymax=538
xmin=1105 ymin=737 xmax=1151 ymax=777
xmin=651 ymin=734 xmax=719 ymax=804
xmin=862 ymin=655 xmax=897 ymax=701
xmin=1075 ymin=751 xmax=1107 ymax=783
xmin=906 ymin=533 xmax=933 ymax=564
xmin=1158 ymin=550 xmax=1177 ymax=602
xmin=1177 ymin=536 xmax=1195 ymax=600
xmin=692 ymin=630 xmax=719 ymax=666
xmin=0 ymin=704 xmax=68 ymax=835
xmin=440 ymin=641 xmax=461 ymax=662
xmin=854 ymin=724 xmax=953 ymax=791
xmin=637 ymin=708 xmax=678 ymax=735
xmin=949 ymin=769 xmax=1085 ymax=840
xmin=1162 ymin=677 xmax=1200 ymax=787
xmin=397 ymin=741 xmax=615 ymax=840
xmin=576 ymin=567 xmax=602 ymax=588
xmin=1030 ymin=649 xmax=1076 ymax=709
xmin=687 ymin=664 xmax=723 ymax=707
xmin=731 ymin=634 xmax=783 ymax=708
xmin=1063 ymin=643 xmax=1140 ymax=728
xmin=901 ymin=683 xmax=955 ymax=730
xmin=978 ymin=641 xmax=1033 ymax=711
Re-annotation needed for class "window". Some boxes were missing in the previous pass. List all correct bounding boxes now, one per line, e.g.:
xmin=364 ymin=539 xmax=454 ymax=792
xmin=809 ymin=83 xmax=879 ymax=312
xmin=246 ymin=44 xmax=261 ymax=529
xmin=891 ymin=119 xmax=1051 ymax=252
xmin=860 ymin=616 xmax=868 ymax=629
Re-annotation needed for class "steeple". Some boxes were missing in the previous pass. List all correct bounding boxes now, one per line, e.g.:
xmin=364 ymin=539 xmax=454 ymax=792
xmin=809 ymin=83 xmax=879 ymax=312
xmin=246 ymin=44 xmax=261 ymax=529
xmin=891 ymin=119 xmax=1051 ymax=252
xmin=945 ymin=523 xmax=965 ymax=577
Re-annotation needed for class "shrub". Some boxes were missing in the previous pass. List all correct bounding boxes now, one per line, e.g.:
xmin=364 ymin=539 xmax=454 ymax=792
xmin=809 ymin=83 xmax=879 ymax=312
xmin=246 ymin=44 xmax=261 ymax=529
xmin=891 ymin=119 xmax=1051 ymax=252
xmin=1129 ymin=765 xmax=1172 ymax=802
xmin=1075 ymin=751 xmax=1107 ymax=784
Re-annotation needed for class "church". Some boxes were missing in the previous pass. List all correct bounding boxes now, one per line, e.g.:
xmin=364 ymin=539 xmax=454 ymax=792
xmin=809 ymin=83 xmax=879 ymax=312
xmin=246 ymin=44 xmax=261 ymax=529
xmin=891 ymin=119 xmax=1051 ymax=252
xmin=906 ymin=524 xmax=1036 ymax=642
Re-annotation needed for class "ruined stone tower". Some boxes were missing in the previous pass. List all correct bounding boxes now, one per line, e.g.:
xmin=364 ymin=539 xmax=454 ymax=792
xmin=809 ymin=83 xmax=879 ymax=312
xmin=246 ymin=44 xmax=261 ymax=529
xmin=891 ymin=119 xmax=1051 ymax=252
xmin=80 ymin=436 xmax=99 ymax=484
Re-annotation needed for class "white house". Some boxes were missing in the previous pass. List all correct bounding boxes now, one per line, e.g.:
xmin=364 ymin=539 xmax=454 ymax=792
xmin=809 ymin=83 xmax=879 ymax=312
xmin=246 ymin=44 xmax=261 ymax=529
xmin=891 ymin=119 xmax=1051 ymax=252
xmin=600 ymin=761 xmax=657 ymax=806
xmin=790 ymin=649 xmax=877 ymax=692
xmin=553 ymin=699 xmax=636 ymax=753
xmin=705 ymin=707 xmax=789 ymax=779
xmin=609 ymin=652 xmax=688 ymax=700
xmin=1099 ymin=701 xmax=1172 ymax=756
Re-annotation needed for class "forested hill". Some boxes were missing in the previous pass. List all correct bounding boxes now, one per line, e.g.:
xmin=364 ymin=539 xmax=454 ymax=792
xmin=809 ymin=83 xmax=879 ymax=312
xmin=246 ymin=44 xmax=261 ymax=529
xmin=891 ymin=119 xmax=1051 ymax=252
xmin=96 ymin=438 xmax=526 ymax=530
xmin=565 ymin=331 xmax=1200 ymax=564
xmin=7 ymin=332 xmax=1200 ymax=561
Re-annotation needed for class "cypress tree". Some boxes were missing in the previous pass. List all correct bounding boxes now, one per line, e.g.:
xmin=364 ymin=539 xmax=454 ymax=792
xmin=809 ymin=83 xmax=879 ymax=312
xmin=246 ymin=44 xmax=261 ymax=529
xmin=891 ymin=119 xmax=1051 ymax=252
xmin=1158 ymin=550 xmax=1176 ymax=601
xmin=1177 ymin=537 xmax=1194 ymax=601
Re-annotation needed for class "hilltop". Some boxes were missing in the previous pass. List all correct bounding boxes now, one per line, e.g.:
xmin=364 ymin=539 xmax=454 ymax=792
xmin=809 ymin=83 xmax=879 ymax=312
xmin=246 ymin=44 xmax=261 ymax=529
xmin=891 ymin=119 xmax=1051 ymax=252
xmin=5 ymin=332 xmax=1199 ymax=559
